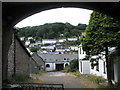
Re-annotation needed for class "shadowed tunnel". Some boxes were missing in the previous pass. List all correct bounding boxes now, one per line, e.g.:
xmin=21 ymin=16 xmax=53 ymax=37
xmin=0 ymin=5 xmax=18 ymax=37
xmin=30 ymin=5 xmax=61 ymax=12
xmin=1 ymin=2 xmax=120 ymax=89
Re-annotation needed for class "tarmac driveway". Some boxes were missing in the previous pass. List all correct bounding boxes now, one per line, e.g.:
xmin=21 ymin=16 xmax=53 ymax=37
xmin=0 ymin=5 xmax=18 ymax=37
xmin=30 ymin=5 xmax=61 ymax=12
xmin=33 ymin=72 xmax=86 ymax=88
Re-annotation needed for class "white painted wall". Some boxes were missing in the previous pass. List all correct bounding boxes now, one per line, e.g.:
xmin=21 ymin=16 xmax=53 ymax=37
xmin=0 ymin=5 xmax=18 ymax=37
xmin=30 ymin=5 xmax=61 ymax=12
xmin=45 ymin=63 xmax=55 ymax=71
xmin=90 ymin=59 xmax=107 ymax=79
xmin=78 ymin=45 xmax=90 ymax=74
xmin=64 ymin=62 xmax=70 ymax=68
xmin=79 ymin=60 xmax=90 ymax=74
xmin=42 ymin=39 xmax=57 ymax=44
xmin=114 ymin=57 xmax=120 ymax=83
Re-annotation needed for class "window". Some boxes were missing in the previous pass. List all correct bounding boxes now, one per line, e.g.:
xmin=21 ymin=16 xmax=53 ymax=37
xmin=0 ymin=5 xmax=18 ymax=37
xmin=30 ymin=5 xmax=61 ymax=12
xmin=103 ymin=62 xmax=106 ymax=74
xmin=80 ymin=47 xmax=81 ymax=54
xmin=46 ymin=64 xmax=50 ymax=68
xmin=64 ymin=58 xmax=66 ymax=60
xmin=96 ymin=61 xmax=99 ymax=71
xmin=65 ymin=63 xmax=68 ymax=67
xmin=81 ymin=61 xmax=82 ymax=72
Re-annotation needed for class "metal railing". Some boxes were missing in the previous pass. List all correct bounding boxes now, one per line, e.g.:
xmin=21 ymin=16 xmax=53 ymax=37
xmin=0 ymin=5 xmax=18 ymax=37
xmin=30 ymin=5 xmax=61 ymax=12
xmin=17 ymin=83 xmax=64 ymax=90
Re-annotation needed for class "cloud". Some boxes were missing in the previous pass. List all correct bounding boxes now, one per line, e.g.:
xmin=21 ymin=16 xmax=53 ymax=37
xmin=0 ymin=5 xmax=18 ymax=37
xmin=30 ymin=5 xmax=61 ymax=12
xmin=15 ymin=7 xmax=93 ymax=28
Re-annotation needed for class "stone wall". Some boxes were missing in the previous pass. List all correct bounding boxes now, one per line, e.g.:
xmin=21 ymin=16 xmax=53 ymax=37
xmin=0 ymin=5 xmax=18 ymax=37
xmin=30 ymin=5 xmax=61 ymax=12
xmin=32 ymin=53 xmax=45 ymax=71
xmin=8 ymin=35 xmax=30 ymax=78
xmin=29 ymin=58 xmax=39 ymax=74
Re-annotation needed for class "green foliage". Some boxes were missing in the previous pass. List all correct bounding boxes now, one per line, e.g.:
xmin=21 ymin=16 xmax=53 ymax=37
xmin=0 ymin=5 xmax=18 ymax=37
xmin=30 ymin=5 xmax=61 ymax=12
xmin=62 ymin=66 xmax=70 ymax=73
xmin=69 ymin=59 xmax=79 ymax=72
xmin=8 ymin=75 xmax=31 ymax=83
xmin=86 ymin=75 xmax=106 ymax=84
xmin=29 ymin=39 xmax=35 ymax=43
xmin=63 ymin=59 xmax=79 ymax=72
xmin=17 ymin=22 xmax=86 ymax=39
xmin=81 ymin=11 xmax=120 ymax=56
xmin=37 ymin=71 xmax=46 ymax=76
xmin=30 ymin=47 xmax=39 ymax=52
xmin=73 ymin=72 xmax=106 ymax=84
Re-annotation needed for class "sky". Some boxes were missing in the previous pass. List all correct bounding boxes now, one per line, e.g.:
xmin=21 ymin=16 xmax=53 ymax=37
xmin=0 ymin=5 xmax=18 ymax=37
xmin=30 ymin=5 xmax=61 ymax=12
xmin=15 ymin=7 xmax=93 ymax=28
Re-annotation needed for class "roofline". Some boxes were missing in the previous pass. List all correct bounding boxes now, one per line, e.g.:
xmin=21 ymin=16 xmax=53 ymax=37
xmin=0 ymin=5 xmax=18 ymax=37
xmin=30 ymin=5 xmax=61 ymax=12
xmin=15 ymin=36 xmax=31 ymax=57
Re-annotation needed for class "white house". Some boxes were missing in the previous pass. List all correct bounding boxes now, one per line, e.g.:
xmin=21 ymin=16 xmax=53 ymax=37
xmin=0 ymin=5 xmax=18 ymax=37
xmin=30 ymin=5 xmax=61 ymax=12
xmin=67 ymin=38 xmax=78 ymax=41
xmin=58 ymin=39 xmax=66 ymax=43
xmin=81 ymin=32 xmax=86 ymax=36
xmin=78 ymin=45 xmax=90 ymax=74
xmin=78 ymin=44 xmax=107 ymax=78
xmin=41 ymin=45 xmax=55 ymax=50
xmin=28 ymin=37 xmax=33 ymax=40
xmin=25 ymin=40 xmax=30 ymax=46
xmin=42 ymin=39 xmax=57 ymax=44
xmin=20 ymin=37 xmax=25 ymax=41
xmin=69 ymin=46 xmax=78 ymax=51
xmin=90 ymin=54 xmax=107 ymax=79
xmin=78 ymin=44 xmax=120 ymax=84
xmin=39 ymin=53 xmax=78 ymax=71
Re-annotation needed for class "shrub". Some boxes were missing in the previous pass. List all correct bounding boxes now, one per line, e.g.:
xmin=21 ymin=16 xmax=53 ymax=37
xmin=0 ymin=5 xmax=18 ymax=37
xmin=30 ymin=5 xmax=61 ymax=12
xmin=62 ymin=66 xmax=70 ymax=73
xmin=30 ymin=47 xmax=39 ymax=52
xmin=8 ymin=75 xmax=31 ymax=83
xmin=69 ymin=59 xmax=79 ymax=72
xmin=62 ymin=59 xmax=79 ymax=72
xmin=85 ymin=75 xmax=106 ymax=84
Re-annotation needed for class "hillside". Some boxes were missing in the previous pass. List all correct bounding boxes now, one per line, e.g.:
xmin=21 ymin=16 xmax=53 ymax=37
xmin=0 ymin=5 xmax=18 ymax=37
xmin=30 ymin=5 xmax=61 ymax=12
xmin=17 ymin=22 xmax=86 ymax=40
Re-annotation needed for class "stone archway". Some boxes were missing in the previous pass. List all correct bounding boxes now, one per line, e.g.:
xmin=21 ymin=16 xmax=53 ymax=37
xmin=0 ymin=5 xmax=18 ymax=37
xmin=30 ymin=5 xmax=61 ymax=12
xmin=1 ymin=2 xmax=120 ymax=89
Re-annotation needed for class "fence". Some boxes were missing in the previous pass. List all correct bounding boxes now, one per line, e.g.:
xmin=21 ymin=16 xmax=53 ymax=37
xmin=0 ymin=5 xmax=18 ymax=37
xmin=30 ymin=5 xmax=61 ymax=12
xmin=16 ymin=83 xmax=64 ymax=90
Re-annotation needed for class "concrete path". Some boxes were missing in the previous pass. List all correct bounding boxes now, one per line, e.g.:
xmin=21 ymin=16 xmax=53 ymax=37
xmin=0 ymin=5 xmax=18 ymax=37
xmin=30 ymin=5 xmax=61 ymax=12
xmin=33 ymin=72 xmax=86 ymax=88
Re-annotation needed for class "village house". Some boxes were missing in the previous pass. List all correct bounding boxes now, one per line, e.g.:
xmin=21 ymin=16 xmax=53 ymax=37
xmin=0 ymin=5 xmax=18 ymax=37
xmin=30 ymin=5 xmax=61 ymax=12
xmin=28 ymin=37 xmax=33 ymax=40
xmin=32 ymin=53 xmax=45 ymax=71
xmin=78 ymin=44 xmax=120 ymax=84
xmin=78 ymin=45 xmax=90 ymax=74
xmin=38 ymin=53 xmax=78 ymax=71
xmin=20 ymin=37 xmax=25 ymax=41
xmin=42 ymin=39 xmax=57 ymax=44
xmin=58 ymin=39 xmax=66 ymax=43
xmin=67 ymin=38 xmax=78 ymax=41
xmin=69 ymin=46 xmax=78 ymax=51
xmin=41 ymin=45 xmax=55 ymax=50
xmin=25 ymin=40 xmax=30 ymax=46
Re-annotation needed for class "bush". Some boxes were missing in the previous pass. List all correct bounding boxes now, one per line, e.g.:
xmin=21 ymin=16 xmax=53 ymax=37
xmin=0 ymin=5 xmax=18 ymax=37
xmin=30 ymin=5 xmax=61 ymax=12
xmin=62 ymin=66 xmax=70 ymax=73
xmin=37 ymin=71 xmax=46 ymax=76
xmin=62 ymin=59 xmax=79 ymax=72
xmin=30 ymin=47 xmax=39 ymax=52
xmin=69 ymin=59 xmax=79 ymax=72
xmin=8 ymin=75 xmax=31 ymax=83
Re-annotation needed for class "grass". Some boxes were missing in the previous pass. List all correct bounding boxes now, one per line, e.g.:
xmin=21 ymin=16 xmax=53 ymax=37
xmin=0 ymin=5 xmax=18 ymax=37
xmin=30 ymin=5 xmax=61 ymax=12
xmin=71 ymin=71 xmax=109 ymax=88
xmin=37 ymin=71 xmax=47 ymax=76
xmin=8 ymin=75 xmax=32 ymax=84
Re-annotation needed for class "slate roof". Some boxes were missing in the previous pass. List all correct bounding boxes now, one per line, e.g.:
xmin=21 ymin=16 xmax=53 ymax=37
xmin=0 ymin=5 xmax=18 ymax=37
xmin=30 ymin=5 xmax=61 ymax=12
xmin=38 ymin=53 xmax=78 ymax=63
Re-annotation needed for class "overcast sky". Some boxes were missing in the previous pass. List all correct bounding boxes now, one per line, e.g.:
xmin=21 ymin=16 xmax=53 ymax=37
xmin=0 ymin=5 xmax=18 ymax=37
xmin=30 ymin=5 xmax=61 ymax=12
xmin=15 ymin=7 xmax=93 ymax=28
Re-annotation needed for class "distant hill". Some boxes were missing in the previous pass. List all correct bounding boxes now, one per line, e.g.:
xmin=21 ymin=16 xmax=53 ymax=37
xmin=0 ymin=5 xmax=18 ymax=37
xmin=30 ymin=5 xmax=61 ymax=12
xmin=17 ymin=22 xmax=87 ymax=40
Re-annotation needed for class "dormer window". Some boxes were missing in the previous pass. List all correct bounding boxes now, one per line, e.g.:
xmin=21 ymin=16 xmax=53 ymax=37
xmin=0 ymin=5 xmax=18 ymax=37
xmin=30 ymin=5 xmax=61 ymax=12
xmin=64 ymin=58 xmax=66 ymax=60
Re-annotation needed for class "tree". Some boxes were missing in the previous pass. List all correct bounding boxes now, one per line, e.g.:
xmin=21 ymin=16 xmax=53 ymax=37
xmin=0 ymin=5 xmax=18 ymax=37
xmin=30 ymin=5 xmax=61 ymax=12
xmin=81 ymin=11 xmax=119 ymax=85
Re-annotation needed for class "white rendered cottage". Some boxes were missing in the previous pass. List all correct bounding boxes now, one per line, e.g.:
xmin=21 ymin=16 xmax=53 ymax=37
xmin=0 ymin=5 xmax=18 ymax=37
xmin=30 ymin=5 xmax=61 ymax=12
xmin=78 ymin=45 xmax=90 ymax=74
xmin=78 ymin=44 xmax=120 ymax=84
xmin=78 ymin=44 xmax=107 ymax=78
xmin=38 ymin=53 xmax=78 ymax=71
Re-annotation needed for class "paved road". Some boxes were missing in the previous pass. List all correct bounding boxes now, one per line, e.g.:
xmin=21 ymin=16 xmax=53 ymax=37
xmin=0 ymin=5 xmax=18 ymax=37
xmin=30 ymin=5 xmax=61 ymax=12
xmin=33 ymin=72 xmax=86 ymax=88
